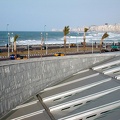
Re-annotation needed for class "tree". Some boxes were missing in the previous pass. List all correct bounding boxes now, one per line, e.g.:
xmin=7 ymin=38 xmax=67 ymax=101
xmin=83 ymin=28 xmax=89 ymax=53
xmin=100 ymin=32 xmax=109 ymax=53
xmin=63 ymin=26 xmax=70 ymax=55
xmin=14 ymin=35 xmax=19 ymax=59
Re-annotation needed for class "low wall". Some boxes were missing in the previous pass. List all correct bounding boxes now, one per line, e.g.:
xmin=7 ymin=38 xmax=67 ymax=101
xmin=0 ymin=54 xmax=115 ymax=118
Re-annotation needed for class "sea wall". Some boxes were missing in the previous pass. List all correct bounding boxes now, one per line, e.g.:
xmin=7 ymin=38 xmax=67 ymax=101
xmin=0 ymin=54 xmax=115 ymax=118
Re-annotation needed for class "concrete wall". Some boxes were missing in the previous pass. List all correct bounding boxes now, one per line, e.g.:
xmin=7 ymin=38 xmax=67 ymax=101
xmin=0 ymin=54 xmax=115 ymax=118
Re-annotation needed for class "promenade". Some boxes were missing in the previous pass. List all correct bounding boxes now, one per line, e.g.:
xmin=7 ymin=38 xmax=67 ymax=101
xmin=0 ymin=44 xmax=111 ymax=58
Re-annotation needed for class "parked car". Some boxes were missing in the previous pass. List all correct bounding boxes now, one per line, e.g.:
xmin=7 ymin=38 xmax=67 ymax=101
xmin=54 ymin=53 xmax=65 ymax=56
xmin=10 ymin=54 xmax=23 ymax=60
xmin=111 ymin=45 xmax=120 ymax=52
xmin=0 ymin=49 xmax=2 ymax=53
xmin=101 ymin=49 xmax=109 ymax=52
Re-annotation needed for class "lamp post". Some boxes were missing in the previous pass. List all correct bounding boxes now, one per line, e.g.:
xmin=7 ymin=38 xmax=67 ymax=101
xmin=44 ymin=25 xmax=46 ymax=43
xmin=76 ymin=33 xmax=79 ymax=52
xmin=89 ymin=26 xmax=96 ymax=54
xmin=69 ymin=33 xmax=70 ymax=48
xmin=46 ymin=33 xmax=48 ymax=55
xmin=92 ymin=31 xmax=98 ymax=53
xmin=91 ymin=31 xmax=97 ymax=54
xmin=28 ymin=43 xmax=29 ymax=59
xmin=41 ymin=32 xmax=43 ymax=58
xmin=11 ymin=33 xmax=14 ymax=52
xmin=7 ymin=24 xmax=9 ymax=57
xmin=8 ymin=33 xmax=10 ymax=57
xmin=77 ymin=27 xmax=79 ymax=52
xmin=91 ymin=31 xmax=94 ymax=54
xmin=92 ymin=37 xmax=93 ymax=54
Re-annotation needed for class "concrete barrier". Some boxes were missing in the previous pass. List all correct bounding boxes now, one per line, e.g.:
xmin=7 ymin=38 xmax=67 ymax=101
xmin=0 ymin=54 xmax=115 ymax=118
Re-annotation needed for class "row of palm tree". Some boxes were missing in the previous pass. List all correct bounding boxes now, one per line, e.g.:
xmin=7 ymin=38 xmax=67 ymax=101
xmin=12 ymin=28 xmax=109 ymax=59
xmin=63 ymin=26 xmax=109 ymax=54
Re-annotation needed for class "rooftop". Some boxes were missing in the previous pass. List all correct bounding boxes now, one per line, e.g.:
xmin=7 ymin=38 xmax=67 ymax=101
xmin=2 ymin=55 xmax=120 ymax=120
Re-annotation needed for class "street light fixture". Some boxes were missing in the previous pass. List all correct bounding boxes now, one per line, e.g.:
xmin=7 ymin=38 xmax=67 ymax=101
xmin=91 ymin=36 xmax=94 ymax=54
xmin=44 ymin=25 xmax=46 ymax=42
xmin=10 ymin=33 xmax=14 ymax=52
xmin=8 ymin=32 xmax=10 ymax=57
xmin=76 ymin=33 xmax=79 ymax=52
xmin=28 ymin=43 xmax=29 ymax=59
xmin=69 ymin=33 xmax=70 ymax=48
xmin=91 ymin=31 xmax=94 ymax=54
xmin=41 ymin=32 xmax=43 ymax=58
xmin=46 ymin=33 xmax=48 ymax=55
xmin=77 ymin=27 xmax=80 ymax=52
xmin=89 ymin=26 xmax=97 ymax=54
xmin=91 ymin=31 xmax=97 ymax=54
xmin=7 ymin=24 xmax=9 ymax=57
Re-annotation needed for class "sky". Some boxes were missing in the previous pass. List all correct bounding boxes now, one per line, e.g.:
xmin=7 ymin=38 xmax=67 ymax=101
xmin=0 ymin=0 xmax=120 ymax=31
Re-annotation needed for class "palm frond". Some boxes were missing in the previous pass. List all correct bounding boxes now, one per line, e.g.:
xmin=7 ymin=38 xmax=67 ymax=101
xmin=63 ymin=26 xmax=70 ymax=36
xmin=84 ymin=28 xmax=89 ymax=32
xmin=14 ymin=35 xmax=19 ymax=42
xmin=102 ymin=32 xmax=109 ymax=40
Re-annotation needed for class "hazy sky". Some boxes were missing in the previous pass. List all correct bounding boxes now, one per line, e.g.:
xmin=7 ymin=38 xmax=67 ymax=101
xmin=0 ymin=0 xmax=120 ymax=31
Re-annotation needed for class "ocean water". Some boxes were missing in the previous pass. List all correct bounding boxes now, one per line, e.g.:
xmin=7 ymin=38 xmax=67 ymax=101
xmin=0 ymin=31 xmax=120 ymax=46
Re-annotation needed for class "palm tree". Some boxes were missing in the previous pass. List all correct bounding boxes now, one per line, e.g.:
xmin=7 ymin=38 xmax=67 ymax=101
xmin=14 ymin=35 xmax=18 ymax=59
xmin=100 ymin=32 xmax=109 ymax=53
xmin=63 ymin=26 xmax=70 ymax=55
xmin=83 ymin=28 xmax=89 ymax=53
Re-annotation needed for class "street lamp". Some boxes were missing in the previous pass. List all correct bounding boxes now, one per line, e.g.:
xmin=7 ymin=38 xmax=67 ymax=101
xmin=76 ymin=33 xmax=79 ymax=52
xmin=41 ymin=32 xmax=43 ymax=58
xmin=44 ymin=25 xmax=46 ymax=42
xmin=28 ymin=43 xmax=29 ymax=59
xmin=69 ymin=33 xmax=70 ymax=48
xmin=91 ymin=31 xmax=95 ymax=54
xmin=92 ymin=31 xmax=98 ymax=53
xmin=46 ymin=33 xmax=48 ymax=55
xmin=8 ymin=32 xmax=10 ymax=57
xmin=10 ymin=33 xmax=14 ymax=52
xmin=77 ymin=27 xmax=80 ymax=52
xmin=7 ymin=24 xmax=9 ymax=57
xmin=92 ymin=37 xmax=93 ymax=54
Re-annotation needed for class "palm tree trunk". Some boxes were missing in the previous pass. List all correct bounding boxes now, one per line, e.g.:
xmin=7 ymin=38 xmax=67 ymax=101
xmin=83 ymin=32 xmax=86 ymax=53
xmin=41 ymin=44 xmax=42 ymax=58
xmin=41 ymin=38 xmax=44 ymax=58
xmin=100 ymin=38 xmax=103 ymax=53
xmin=14 ymin=41 xmax=17 ymax=59
xmin=64 ymin=36 xmax=66 ymax=55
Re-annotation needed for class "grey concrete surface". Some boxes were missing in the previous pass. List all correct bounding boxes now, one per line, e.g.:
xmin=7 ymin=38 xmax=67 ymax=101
xmin=0 ymin=53 xmax=116 ymax=118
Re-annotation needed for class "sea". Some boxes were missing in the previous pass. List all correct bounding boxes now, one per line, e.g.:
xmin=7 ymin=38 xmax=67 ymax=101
xmin=0 ymin=31 xmax=120 ymax=46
